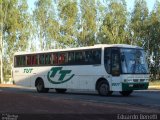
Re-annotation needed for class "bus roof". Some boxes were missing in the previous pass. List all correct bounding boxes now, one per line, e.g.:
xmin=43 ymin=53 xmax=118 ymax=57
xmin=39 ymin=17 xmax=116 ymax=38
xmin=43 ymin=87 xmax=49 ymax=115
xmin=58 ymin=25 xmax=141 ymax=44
xmin=14 ymin=44 xmax=143 ymax=55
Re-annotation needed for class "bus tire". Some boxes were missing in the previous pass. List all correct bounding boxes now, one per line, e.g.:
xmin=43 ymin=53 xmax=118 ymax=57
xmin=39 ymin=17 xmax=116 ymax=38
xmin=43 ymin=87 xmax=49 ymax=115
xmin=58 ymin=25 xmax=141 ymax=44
xmin=55 ymin=89 xmax=67 ymax=93
xmin=36 ymin=79 xmax=49 ymax=93
xmin=120 ymin=91 xmax=133 ymax=96
xmin=98 ymin=81 xmax=112 ymax=96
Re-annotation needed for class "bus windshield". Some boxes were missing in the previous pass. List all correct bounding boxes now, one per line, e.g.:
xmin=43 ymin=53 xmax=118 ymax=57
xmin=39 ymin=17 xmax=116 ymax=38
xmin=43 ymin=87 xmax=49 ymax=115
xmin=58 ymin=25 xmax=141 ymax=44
xmin=120 ymin=48 xmax=149 ymax=74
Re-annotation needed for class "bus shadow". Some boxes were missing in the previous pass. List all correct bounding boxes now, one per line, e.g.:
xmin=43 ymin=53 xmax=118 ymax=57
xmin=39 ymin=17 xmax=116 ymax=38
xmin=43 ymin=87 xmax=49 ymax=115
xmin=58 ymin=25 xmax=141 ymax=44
xmin=48 ymin=90 xmax=136 ymax=98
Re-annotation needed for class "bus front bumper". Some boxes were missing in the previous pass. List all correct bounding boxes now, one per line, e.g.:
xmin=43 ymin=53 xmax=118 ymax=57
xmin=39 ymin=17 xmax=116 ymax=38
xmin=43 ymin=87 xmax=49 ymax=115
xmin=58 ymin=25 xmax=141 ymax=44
xmin=122 ymin=82 xmax=149 ymax=91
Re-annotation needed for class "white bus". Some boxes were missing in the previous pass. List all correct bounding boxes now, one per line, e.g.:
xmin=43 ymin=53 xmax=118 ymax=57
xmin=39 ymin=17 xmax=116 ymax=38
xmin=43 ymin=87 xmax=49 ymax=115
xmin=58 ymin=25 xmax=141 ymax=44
xmin=13 ymin=44 xmax=149 ymax=96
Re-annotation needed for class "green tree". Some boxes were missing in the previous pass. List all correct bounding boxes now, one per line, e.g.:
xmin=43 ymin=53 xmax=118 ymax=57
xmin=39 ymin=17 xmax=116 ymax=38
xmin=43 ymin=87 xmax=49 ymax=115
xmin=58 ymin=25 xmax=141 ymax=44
xmin=148 ymin=0 xmax=160 ymax=80
xmin=0 ymin=0 xmax=3 ymax=83
xmin=130 ymin=0 xmax=149 ymax=46
xmin=0 ymin=0 xmax=30 ymax=82
xmin=57 ymin=0 xmax=78 ymax=48
xmin=77 ymin=0 xmax=97 ymax=46
xmin=33 ymin=0 xmax=55 ymax=50
xmin=29 ymin=17 xmax=37 ymax=52
xmin=98 ymin=0 xmax=128 ymax=44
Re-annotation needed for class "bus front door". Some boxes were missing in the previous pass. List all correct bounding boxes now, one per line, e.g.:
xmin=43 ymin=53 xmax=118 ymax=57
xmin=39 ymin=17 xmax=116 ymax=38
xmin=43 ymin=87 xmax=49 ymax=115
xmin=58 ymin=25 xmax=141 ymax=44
xmin=111 ymin=49 xmax=121 ymax=91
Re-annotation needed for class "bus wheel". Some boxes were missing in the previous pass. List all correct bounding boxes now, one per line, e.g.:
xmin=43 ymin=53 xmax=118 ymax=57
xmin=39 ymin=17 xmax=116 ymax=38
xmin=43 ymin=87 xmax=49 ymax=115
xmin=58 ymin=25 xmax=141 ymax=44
xmin=36 ymin=79 xmax=49 ymax=93
xmin=55 ymin=89 xmax=67 ymax=93
xmin=98 ymin=81 xmax=112 ymax=96
xmin=120 ymin=91 xmax=133 ymax=96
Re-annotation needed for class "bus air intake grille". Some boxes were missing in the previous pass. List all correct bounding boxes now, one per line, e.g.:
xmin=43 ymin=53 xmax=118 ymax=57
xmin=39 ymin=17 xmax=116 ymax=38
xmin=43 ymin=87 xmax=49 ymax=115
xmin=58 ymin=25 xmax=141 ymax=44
xmin=133 ymin=84 xmax=144 ymax=88
xmin=133 ymin=79 xmax=138 ymax=82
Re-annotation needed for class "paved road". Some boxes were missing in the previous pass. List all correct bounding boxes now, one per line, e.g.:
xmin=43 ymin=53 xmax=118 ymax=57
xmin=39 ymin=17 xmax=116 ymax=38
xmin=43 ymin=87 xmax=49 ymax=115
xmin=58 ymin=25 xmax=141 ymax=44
xmin=0 ymin=86 xmax=160 ymax=120
xmin=1 ymin=86 xmax=160 ymax=110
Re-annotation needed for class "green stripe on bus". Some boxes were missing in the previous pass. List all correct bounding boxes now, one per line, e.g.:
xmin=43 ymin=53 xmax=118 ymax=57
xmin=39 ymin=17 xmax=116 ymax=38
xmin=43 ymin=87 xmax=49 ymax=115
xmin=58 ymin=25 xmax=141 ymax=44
xmin=122 ymin=82 xmax=149 ymax=91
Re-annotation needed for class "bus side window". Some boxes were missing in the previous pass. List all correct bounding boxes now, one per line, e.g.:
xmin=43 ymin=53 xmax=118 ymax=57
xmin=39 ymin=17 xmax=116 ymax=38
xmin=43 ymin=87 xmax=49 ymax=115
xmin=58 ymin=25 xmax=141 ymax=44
xmin=27 ymin=56 xmax=32 ymax=66
xmin=75 ymin=51 xmax=85 ymax=64
xmin=53 ymin=53 xmax=58 ymax=65
xmin=15 ymin=56 xmax=20 ymax=66
xmin=45 ymin=54 xmax=51 ymax=65
xmin=85 ymin=50 xmax=92 ymax=64
xmin=93 ymin=49 xmax=101 ymax=64
xmin=58 ymin=53 xmax=68 ymax=65
xmin=19 ymin=56 xmax=22 ymax=66
xmin=32 ymin=55 xmax=38 ymax=65
xmin=39 ymin=54 xmax=45 ymax=65
xmin=68 ymin=52 xmax=75 ymax=64
xmin=16 ymin=56 xmax=25 ymax=66
xmin=75 ymin=52 xmax=79 ymax=62
xmin=21 ymin=56 xmax=26 ymax=66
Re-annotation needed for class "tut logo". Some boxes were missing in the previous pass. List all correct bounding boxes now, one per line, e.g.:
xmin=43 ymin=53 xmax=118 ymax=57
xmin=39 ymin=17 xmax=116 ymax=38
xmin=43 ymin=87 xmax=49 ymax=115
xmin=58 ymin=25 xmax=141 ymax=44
xmin=47 ymin=67 xmax=75 ymax=84
xmin=24 ymin=68 xmax=33 ymax=73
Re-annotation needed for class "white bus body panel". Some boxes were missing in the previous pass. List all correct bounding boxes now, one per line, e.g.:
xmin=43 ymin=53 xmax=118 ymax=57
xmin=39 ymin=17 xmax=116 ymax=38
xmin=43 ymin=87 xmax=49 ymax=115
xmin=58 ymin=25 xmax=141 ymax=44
xmin=13 ymin=65 xmax=110 ymax=91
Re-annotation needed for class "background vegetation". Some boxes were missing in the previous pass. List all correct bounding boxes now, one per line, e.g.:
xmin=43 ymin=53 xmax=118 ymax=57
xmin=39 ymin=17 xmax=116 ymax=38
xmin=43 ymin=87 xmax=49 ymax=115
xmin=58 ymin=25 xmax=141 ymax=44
xmin=0 ymin=0 xmax=160 ymax=83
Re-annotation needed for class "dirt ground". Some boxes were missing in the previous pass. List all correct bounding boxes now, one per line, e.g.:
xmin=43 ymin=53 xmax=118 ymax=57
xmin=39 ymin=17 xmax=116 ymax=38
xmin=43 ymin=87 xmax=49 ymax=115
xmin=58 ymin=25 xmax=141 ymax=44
xmin=0 ymin=84 xmax=15 ymax=87
xmin=0 ymin=84 xmax=160 ymax=120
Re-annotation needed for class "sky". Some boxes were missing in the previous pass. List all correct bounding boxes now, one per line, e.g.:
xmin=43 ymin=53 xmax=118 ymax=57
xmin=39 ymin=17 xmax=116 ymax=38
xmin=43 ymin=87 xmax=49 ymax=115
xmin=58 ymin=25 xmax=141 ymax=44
xmin=127 ymin=0 xmax=156 ymax=12
xmin=27 ymin=0 xmax=158 ymax=13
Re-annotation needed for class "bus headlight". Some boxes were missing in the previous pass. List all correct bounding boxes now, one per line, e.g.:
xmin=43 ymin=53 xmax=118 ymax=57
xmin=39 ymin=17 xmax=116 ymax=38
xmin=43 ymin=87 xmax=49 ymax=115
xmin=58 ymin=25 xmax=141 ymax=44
xmin=128 ymin=79 xmax=133 ymax=82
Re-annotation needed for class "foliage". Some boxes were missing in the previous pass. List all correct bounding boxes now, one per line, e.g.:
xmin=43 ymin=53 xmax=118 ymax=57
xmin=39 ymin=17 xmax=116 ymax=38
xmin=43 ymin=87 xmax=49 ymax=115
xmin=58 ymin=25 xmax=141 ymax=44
xmin=77 ymin=0 xmax=97 ymax=46
xmin=149 ymin=80 xmax=160 ymax=86
xmin=58 ymin=0 xmax=78 ymax=48
xmin=1 ymin=0 xmax=31 ymax=82
xmin=147 ymin=0 xmax=160 ymax=80
xmin=97 ymin=0 xmax=128 ymax=44
xmin=33 ymin=0 xmax=55 ymax=50
xmin=130 ymin=0 xmax=149 ymax=46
